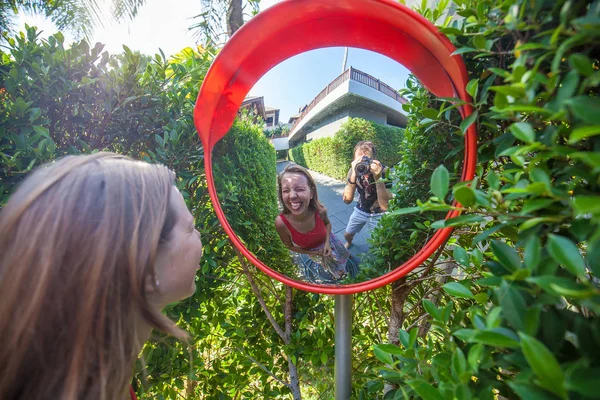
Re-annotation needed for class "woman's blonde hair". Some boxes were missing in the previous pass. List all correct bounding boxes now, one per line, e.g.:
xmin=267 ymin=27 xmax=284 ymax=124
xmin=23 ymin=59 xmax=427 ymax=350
xmin=277 ymin=164 xmax=324 ymax=214
xmin=0 ymin=152 xmax=186 ymax=400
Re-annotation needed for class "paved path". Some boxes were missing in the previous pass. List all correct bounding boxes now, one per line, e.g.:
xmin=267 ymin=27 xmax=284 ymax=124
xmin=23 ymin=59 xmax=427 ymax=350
xmin=277 ymin=161 xmax=373 ymax=259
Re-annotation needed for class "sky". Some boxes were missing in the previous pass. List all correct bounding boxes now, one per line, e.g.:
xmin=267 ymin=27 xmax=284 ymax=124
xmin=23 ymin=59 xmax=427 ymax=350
xmin=16 ymin=0 xmax=411 ymax=122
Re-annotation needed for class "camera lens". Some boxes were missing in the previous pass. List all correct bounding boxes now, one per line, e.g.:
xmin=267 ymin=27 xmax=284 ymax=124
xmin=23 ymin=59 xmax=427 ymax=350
xmin=355 ymin=164 xmax=368 ymax=175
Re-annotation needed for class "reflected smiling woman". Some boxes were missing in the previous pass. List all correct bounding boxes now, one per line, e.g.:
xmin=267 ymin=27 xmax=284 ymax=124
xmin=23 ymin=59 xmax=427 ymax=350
xmin=0 ymin=152 xmax=202 ymax=400
xmin=275 ymin=164 xmax=358 ymax=284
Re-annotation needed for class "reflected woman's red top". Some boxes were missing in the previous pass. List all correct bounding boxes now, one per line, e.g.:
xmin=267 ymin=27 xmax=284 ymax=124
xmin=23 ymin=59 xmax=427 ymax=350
xmin=280 ymin=212 xmax=327 ymax=249
xmin=130 ymin=386 xmax=137 ymax=400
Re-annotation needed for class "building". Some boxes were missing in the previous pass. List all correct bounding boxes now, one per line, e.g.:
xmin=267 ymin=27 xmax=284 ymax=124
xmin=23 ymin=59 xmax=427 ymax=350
xmin=287 ymin=67 xmax=408 ymax=147
xmin=240 ymin=95 xmax=289 ymax=151
xmin=264 ymin=107 xmax=280 ymax=129
xmin=239 ymin=96 xmax=280 ymax=130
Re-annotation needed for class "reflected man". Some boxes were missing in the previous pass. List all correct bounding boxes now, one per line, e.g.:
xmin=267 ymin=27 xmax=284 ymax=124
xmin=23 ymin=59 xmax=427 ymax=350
xmin=342 ymin=141 xmax=392 ymax=248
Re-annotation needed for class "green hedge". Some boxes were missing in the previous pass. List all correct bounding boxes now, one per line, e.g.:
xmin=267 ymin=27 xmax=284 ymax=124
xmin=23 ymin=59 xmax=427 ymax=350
xmin=212 ymin=115 xmax=293 ymax=273
xmin=290 ymin=117 xmax=404 ymax=180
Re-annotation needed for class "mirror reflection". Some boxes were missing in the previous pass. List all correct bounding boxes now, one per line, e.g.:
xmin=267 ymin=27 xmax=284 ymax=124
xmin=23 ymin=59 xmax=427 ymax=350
xmin=212 ymin=47 xmax=463 ymax=286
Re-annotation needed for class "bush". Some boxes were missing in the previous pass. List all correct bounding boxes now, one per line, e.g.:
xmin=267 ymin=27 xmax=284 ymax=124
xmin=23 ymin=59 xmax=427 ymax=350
xmin=290 ymin=117 xmax=404 ymax=180
xmin=364 ymin=0 xmax=600 ymax=399
xmin=212 ymin=114 xmax=293 ymax=272
xmin=0 ymin=28 xmax=304 ymax=398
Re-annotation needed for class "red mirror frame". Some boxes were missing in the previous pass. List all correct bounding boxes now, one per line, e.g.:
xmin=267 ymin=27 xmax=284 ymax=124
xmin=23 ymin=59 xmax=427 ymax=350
xmin=193 ymin=0 xmax=477 ymax=294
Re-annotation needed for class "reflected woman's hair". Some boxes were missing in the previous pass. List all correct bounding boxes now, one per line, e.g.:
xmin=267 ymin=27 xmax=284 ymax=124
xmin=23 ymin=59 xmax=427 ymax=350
xmin=277 ymin=164 xmax=324 ymax=214
xmin=0 ymin=152 xmax=186 ymax=400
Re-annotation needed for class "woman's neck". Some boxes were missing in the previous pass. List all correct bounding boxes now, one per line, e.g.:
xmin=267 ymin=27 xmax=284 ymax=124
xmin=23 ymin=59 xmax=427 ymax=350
xmin=287 ymin=209 xmax=313 ymax=223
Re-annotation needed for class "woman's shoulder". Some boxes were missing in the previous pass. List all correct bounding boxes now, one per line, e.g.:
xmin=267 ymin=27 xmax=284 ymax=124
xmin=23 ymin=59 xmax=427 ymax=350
xmin=275 ymin=214 xmax=289 ymax=230
xmin=316 ymin=205 xmax=328 ymax=218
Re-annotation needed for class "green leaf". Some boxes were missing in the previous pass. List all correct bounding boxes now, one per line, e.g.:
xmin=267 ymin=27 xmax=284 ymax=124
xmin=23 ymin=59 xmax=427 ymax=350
xmin=408 ymin=328 xmax=418 ymax=348
xmin=524 ymin=306 xmax=541 ymax=336
xmin=527 ymin=276 xmax=597 ymax=298
xmin=488 ymin=67 xmax=511 ymax=78
xmin=32 ymin=125 xmax=50 ymax=138
xmin=453 ymin=185 xmax=476 ymax=207
xmin=520 ymin=199 xmax=556 ymax=215
xmin=431 ymin=214 xmax=485 ymax=229
xmin=320 ymin=352 xmax=328 ymax=365
xmin=489 ymin=85 xmax=525 ymax=97
xmin=492 ymin=105 xmax=554 ymax=115
xmin=472 ymin=328 xmax=520 ymax=348
xmin=491 ymin=240 xmax=521 ymax=271
xmin=389 ymin=206 xmax=421 ymax=216
xmin=471 ymin=248 xmax=483 ymax=267
xmin=453 ymin=246 xmax=469 ymax=267
xmin=422 ymin=108 xmax=439 ymax=119
xmin=510 ymin=122 xmax=535 ymax=143
xmin=430 ymin=165 xmax=449 ymax=200
xmin=451 ymin=47 xmax=477 ymax=55
xmin=473 ymin=35 xmax=486 ymax=49
xmin=569 ymin=54 xmax=594 ymax=77
xmin=423 ymin=299 xmax=440 ymax=320
xmin=373 ymin=345 xmax=394 ymax=365
xmin=443 ymin=282 xmax=474 ymax=299
xmin=496 ymin=281 xmax=526 ymax=331
xmin=453 ymin=328 xmax=476 ymax=342
xmin=467 ymin=343 xmax=483 ymax=373
xmin=546 ymin=234 xmax=586 ymax=278
xmin=486 ymin=171 xmax=500 ymax=190
xmin=519 ymin=217 xmax=557 ymax=231
xmin=486 ymin=307 xmax=503 ymax=328
xmin=508 ymin=382 xmax=559 ymax=400
xmin=460 ymin=111 xmax=478 ymax=134
xmin=519 ymin=333 xmax=567 ymax=399
xmin=29 ymin=108 xmax=41 ymax=122
xmin=568 ymin=125 xmax=600 ymax=144
xmin=557 ymin=70 xmax=580 ymax=103
xmin=566 ymin=97 xmax=600 ymax=125
xmin=399 ymin=330 xmax=410 ymax=348
xmin=407 ymin=379 xmax=444 ymax=400
xmin=451 ymin=347 xmax=468 ymax=382
xmin=466 ymin=79 xmax=479 ymax=98
xmin=566 ymin=368 xmax=600 ymax=399
xmin=524 ymin=236 xmax=541 ymax=271
xmin=573 ymin=195 xmax=600 ymax=216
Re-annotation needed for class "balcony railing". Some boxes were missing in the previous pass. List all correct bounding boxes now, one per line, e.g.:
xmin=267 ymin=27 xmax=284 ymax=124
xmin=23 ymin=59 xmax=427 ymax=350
xmin=290 ymin=67 xmax=407 ymax=133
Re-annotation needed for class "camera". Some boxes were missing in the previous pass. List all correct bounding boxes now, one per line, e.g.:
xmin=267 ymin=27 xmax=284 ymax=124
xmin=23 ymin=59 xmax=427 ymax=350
xmin=355 ymin=156 xmax=372 ymax=176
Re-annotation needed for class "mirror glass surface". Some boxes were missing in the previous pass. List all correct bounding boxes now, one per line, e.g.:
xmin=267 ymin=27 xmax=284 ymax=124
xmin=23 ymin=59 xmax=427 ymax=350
xmin=211 ymin=47 xmax=464 ymax=286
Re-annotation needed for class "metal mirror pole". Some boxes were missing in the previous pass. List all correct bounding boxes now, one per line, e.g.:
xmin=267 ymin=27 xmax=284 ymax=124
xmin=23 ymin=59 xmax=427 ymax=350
xmin=335 ymin=294 xmax=353 ymax=399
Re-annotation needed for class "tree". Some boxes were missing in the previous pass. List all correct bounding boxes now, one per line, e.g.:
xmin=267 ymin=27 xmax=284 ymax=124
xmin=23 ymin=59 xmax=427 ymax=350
xmin=1 ymin=0 xmax=148 ymax=39
xmin=190 ymin=0 xmax=260 ymax=45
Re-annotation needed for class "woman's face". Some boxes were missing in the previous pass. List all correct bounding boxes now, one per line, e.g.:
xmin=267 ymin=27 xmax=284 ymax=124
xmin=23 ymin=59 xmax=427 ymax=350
xmin=153 ymin=188 xmax=203 ymax=307
xmin=281 ymin=172 xmax=313 ymax=216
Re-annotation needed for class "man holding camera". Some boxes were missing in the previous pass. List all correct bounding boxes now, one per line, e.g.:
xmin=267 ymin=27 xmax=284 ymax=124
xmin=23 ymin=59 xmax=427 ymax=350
xmin=342 ymin=141 xmax=392 ymax=249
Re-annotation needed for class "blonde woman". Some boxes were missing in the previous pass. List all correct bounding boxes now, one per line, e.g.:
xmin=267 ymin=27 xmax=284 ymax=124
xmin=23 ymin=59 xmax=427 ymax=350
xmin=0 ymin=153 xmax=202 ymax=400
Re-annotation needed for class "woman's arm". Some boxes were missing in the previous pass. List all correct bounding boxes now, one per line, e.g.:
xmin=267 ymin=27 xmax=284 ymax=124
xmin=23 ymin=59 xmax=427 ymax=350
xmin=319 ymin=207 xmax=332 ymax=256
xmin=275 ymin=216 xmax=323 ymax=256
